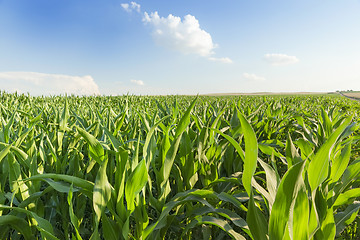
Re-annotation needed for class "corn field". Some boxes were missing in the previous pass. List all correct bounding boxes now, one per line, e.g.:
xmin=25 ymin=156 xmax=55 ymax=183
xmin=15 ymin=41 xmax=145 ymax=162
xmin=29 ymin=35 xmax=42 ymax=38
xmin=0 ymin=92 xmax=360 ymax=239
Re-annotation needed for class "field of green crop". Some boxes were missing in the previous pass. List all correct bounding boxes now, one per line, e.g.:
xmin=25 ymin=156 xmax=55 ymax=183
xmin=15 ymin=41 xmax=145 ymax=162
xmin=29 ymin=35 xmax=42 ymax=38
xmin=0 ymin=92 xmax=360 ymax=239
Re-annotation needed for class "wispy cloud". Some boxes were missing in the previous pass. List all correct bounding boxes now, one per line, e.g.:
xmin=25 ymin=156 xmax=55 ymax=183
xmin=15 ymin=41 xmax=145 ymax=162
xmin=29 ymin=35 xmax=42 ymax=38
xmin=0 ymin=72 xmax=100 ymax=95
xmin=209 ymin=57 xmax=233 ymax=64
xmin=121 ymin=1 xmax=140 ymax=13
xmin=130 ymin=79 xmax=144 ymax=85
xmin=122 ymin=2 xmax=231 ymax=63
xmin=264 ymin=53 xmax=299 ymax=66
xmin=243 ymin=73 xmax=266 ymax=81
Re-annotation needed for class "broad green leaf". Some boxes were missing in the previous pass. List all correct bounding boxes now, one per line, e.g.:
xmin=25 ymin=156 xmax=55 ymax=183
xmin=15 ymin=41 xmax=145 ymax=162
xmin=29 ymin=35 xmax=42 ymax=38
xmin=77 ymin=126 xmax=105 ymax=163
xmin=308 ymin=116 xmax=352 ymax=192
xmin=3 ymin=111 xmax=15 ymax=143
xmin=332 ymin=160 xmax=360 ymax=203
xmin=125 ymin=159 xmax=148 ymax=212
xmin=0 ymin=215 xmax=33 ymax=240
xmin=103 ymin=126 xmax=121 ymax=151
xmin=246 ymin=193 xmax=268 ymax=240
xmin=335 ymin=202 xmax=360 ymax=236
xmin=330 ymin=142 xmax=351 ymax=183
xmin=211 ymin=128 xmax=245 ymax=160
xmin=269 ymin=160 xmax=305 ymax=240
xmin=0 ymin=144 xmax=11 ymax=164
xmin=115 ymin=148 xmax=128 ymax=210
xmin=57 ymin=98 xmax=69 ymax=151
xmin=320 ymin=107 xmax=332 ymax=137
xmin=183 ymin=215 xmax=246 ymax=240
xmin=143 ymin=115 xmax=170 ymax=167
xmin=291 ymin=181 xmax=309 ymax=240
xmin=43 ymin=178 xmax=79 ymax=193
xmin=217 ymin=191 xmax=248 ymax=212
xmin=319 ymin=207 xmax=335 ymax=240
xmin=144 ymin=189 xmax=239 ymax=239
xmin=334 ymin=188 xmax=360 ymax=207
xmin=238 ymin=110 xmax=258 ymax=196
xmin=8 ymin=153 xmax=30 ymax=201
xmin=93 ymin=158 xmax=112 ymax=223
xmin=0 ymin=204 xmax=59 ymax=240
xmin=102 ymin=214 xmax=118 ymax=240
xmin=160 ymin=134 xmax=182 ymax=198
xmin=258 ymin=158 xmax=279 ymax=209
xmin=191 ymin=206 xmax=248 ymax=230
xmin=285 ymin=133 xmax=301 ymax=167
xmin=67 ymin=184 xmax=82 ymax=240
xmin=174 ymin=96 xmax=197 ymax=139
xmin=25 ymin=174 xmax=94 ymax=197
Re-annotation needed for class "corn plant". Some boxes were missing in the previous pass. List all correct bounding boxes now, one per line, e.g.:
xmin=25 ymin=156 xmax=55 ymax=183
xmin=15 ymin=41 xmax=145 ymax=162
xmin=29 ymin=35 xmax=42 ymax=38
xmin=0 ymin=91 xmax=359 ymax=239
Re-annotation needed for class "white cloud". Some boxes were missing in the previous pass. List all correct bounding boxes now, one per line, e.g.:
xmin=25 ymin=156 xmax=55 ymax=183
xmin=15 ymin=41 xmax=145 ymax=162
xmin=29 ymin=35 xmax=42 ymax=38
xmin=0 ymin=72 xmax=100 ymax=95
xmin=121 ymin=2 xmax=140 ymax=13
xmin=141 ymin=11 xmax=231 ymax=62
xmin=264 ymin=53 xmax=299 ymax=66
xmin=121 ymin=3 xmax=130 ymax=12
xmin=131 ymin=2 xmax=141 ymax=12
xmin=130 ymin=79 xmax=144 ymax=85
xmin=209 ymin=57 xmax=233 ymax=64
xmin=143 ymin=12 xmax=215 ymax=57
xmin=243 ymin=73 xmax=266 ymax=81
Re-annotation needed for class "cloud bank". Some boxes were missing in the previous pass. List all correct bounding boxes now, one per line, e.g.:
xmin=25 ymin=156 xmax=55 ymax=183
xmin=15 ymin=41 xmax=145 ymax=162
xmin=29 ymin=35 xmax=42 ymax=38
xmin=122 ymin=2 xmax=231 ymax=63
xmin=243 ymin=73 xmax=266 ymax=81
xmin=264 ymin=53 xmax=299 ymax=66
xmin=0 ymin=72 xmax=100 ymax=95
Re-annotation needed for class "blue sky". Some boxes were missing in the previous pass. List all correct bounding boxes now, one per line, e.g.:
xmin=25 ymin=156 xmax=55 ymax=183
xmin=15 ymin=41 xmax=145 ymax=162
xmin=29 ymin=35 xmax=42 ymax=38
xmin=0 ymin=0 xmax=359 ymax=95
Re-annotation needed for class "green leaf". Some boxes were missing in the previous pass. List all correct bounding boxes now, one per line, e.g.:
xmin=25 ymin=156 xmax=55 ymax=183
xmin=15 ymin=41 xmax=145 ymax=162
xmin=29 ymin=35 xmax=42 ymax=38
xmin=0 ymin=144 xmax=11 ymax=165
xmin=25 ymin=173 xmax=94 ymax=196
xmin=330 ymin=142 xmax=351 ymax=183
xmin=143 ymin=115 xmax=170 ymax=167
xmin=77 ymin=126 xmax=105 ymax=164
xmin=217 ymin=192 xmax=248 ymax=212
xmin=308 ymin=116 xmax=352 ymax=192
xmin=175 ymin=97 xmax=197 ymax=139
xmin=291 ymin=181 xmax=309 ymax=240
xmin=0 ymin=204 xmax=59 ymax=240
xmin=192 ymin=206 xmax=248 ymax=230
xmin=115 ymin=148 xmax=128 ymax=211
xmin=125 ymin=159 xmax=148 ymax=212
xmin=238 ymin=110 xmax=258 ymax=196
xmin=103 ymin=126 xmax=121 ymax=151
xmin=29 ymin=112 xmax=42 ymax=126
xmin=258 ymin=158 xmax=279 ymax=209
xmin=57 ymin=98 xmax=69 ymax=151
xmin=334 ymin=188 xmax=360 ymax=207
xmin=159 ymin=135 xmax=182 ymax=200
xmin=0 ymin=215 xmax=33 ymax=240
xmin=246 ymin=193 xmax=268 ymax=240
xmin=144 ymin=189 xmax=240 ymax=239
xmin=44 ymin=178 xmax=79 ymax=193
xmin=319 ymin=207 xmax=335 ymax=240
xmin=102 ymin=214 xmax=118 ymax=240
xmin=184 ymin=216 xmax=247 ymax=240
xmin=285 ymin=133 xmax=301 ymax=167
xmin=211 ymin=128 xmax=245 ymax=160
xmin=333 ymin=160 xmax=360 ymax=204
xmin=93 ymin=159 xmax=112 ymax=223
xmin=67 ymin=184 xmax=82 ymax=240
xmin=335 ymin=202 xmax=360 ymax=236
xmin=269 ymin=160 xmax=305 ymax=240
